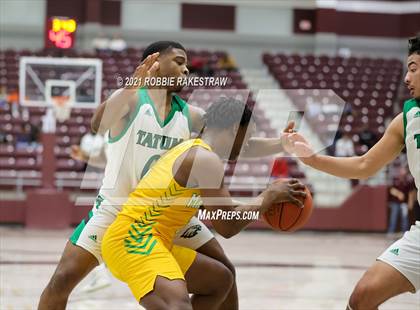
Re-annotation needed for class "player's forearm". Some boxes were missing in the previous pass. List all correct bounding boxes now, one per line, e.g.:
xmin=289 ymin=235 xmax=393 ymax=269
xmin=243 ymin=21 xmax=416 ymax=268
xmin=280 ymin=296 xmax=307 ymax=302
xmin=93 ymin=88 xmax=135 ymax=134
xmin=86 ymin=151 xmax=107 ymax=169
xmin=228 ymin=203 xmax=261 ymax=237
xmin=91 ymin=103 xmax=105 ymax=133
xmin=208 ymin=198 xmax=261 ymax=238
xmin=241 ymin=137 xmax=284 ymax=158
xmin=303 ymin=154 xmax=370 ymax=179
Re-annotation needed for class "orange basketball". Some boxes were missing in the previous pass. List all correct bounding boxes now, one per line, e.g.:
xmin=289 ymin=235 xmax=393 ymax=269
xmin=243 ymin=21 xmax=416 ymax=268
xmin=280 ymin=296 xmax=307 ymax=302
xmin=263 ymin=185 xmax=313 ymax=232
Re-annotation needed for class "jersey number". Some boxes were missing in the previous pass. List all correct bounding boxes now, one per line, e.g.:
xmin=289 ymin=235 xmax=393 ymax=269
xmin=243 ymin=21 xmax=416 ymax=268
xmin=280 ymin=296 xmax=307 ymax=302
xmin=141 ymin=155 xmax=161 ymax=178
xmin=414 ymin=134 xmax=420 ymax=149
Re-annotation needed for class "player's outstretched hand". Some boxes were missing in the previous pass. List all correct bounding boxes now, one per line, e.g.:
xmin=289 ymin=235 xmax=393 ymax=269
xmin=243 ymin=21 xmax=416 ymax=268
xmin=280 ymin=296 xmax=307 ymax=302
xmin=285 ymin=133 xmax=315 ymax=160
xmin=70 ymin=145 xmax=87 ymax=162
xmin=126 ymin=52 xmax=160 ymax=89
xmin=261 ymin=179 xmax=307 ymax=213
xmin=283 ymin=120 xmax=295 ymax=133
xmin=280 ymin=121 xmax=297 ymax=154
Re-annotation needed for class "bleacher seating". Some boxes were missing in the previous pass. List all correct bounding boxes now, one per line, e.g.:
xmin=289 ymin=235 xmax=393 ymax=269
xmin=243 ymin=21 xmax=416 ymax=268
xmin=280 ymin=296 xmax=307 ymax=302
xmin=263 ymin=53 xmax=404 ymax=155
xmin=0 ymin=48 xmax=291 ymax=193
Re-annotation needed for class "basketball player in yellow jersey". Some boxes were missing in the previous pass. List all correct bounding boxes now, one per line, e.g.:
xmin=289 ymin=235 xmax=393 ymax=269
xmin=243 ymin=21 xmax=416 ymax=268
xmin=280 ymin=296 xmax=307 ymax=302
xmin=40 ymin=41 xmax=299 ymax=310
xmin=102 ymin=97 xmax=307 ymax=309
xmin=285 ymin=37 xmax=420 ymax=309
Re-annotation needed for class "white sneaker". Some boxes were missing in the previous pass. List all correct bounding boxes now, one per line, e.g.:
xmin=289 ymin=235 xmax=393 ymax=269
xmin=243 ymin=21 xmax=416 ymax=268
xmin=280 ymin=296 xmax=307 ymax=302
xmin=79 ymin=264 xmax=112 ymax=293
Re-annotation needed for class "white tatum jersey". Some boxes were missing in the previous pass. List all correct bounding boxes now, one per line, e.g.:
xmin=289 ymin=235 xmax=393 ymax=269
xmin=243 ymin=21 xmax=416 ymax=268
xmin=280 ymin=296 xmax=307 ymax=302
xmin=99 ymin=88 xmax=191 ymax=215
xmin=403 ymin=98 xmax=420 ymax=204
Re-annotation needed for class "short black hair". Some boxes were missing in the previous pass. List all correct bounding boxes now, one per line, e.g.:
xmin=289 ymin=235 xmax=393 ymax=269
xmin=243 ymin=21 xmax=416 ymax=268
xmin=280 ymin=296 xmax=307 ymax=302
xmin=408 ymin=36 xmax=420 ymax=56
xmin=204 ymin=97 xmax=254 ymax=130
xmin=141 ymin=41 xmax=186 ymax=61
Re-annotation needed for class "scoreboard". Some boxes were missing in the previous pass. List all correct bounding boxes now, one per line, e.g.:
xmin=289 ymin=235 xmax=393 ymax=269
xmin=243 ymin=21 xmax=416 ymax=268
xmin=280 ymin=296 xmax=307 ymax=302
xmin=45 ymin=16 xmax=77 ymax=49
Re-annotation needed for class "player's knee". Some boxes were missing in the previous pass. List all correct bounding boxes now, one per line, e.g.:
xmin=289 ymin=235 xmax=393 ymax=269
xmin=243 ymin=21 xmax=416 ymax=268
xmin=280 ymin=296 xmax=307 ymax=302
xmin=212 ymin=262 xmax=234 ymax=295
xmin=197 ymin=238 xmax=237 ymax=283
xmin=154 ymin=294 xmax=191 ymax=310
xmin=174 ymin=301 xmax=192 ymax=310
xmin=39 ymin=266 xmax=77 ymax=309
xmin=47 ymin=272 xmax=72 ymax=296
xmin=169 ymin=296 xmax=192 ymax=310
xmin=219 ymin=255 xmax=236 ymax=279
xmin=208 ymin=247 xmax=237 ymax=280
xmin=349 ymin=280 xmax=376 ymax=309
xmin=46 ymin=264 xmax=80 ymax=295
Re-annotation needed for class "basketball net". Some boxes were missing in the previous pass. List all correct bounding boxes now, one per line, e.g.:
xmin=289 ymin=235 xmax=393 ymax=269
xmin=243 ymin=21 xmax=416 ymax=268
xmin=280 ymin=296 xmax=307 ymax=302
xmin=52 ymin=95 xmax=72 ymax=122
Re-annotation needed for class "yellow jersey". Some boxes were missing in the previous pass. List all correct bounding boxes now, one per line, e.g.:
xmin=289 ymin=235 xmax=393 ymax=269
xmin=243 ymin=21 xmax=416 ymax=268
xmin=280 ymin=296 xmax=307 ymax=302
xmin=119 ymin=138 xmax=211 ymax=248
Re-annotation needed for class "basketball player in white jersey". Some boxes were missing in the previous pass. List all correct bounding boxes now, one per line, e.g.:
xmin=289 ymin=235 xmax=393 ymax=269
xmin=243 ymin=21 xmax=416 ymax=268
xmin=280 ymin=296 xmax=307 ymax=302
xmin=39 ymin=41 xmax=293 ymax=309
xmin=285 ymin=36 xmax=420 ymax=309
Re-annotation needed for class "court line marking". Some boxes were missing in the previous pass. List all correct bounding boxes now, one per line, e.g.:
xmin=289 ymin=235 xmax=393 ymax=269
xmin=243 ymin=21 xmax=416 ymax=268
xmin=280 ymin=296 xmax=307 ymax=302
xmin=0 ymin=260 xmax=369 ymax=270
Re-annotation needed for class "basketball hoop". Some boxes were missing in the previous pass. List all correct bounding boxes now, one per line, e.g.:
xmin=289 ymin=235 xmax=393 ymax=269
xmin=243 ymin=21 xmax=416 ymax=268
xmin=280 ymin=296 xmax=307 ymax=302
xmin=52 ymin=95 xmax=72 ymax=122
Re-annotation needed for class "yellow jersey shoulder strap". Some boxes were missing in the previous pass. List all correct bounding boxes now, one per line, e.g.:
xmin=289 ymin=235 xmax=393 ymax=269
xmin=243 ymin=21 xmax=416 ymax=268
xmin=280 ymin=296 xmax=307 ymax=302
xmin=190 ymin=138 xmax=212 ymax=151
xmin=161 ymin=138 xmax=212 ymax=161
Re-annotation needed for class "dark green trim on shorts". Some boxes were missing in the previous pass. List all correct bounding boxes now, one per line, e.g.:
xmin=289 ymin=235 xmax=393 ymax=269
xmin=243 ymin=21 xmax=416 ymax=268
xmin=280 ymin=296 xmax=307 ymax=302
xmin=69 ymin=210 xmax=94 ymax=244
xmin=70 ymin=219 xmax=86 ymax=245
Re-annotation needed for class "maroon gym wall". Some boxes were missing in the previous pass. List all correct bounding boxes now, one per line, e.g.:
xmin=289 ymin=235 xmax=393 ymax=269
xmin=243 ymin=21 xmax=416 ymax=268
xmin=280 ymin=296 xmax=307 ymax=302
xmin=294 ymin=9 xmax=317 ymax=34
xmin=181 ymin=3 xmax=236 ymax=31
xmin=46 ymin=0 xmax=121 ymax=25
xmin=0 ymin=185 xmax=389 ymax=232
xmin=310 ymin=9 xmax=420 ymax=37
xmin=0 ymin=135 xmax=390 ymax=232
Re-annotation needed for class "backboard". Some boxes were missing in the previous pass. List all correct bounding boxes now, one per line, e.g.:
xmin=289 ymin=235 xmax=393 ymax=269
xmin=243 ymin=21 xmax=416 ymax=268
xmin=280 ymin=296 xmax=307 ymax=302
xmin=19 ymin=56 xmax=102 ymax=108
